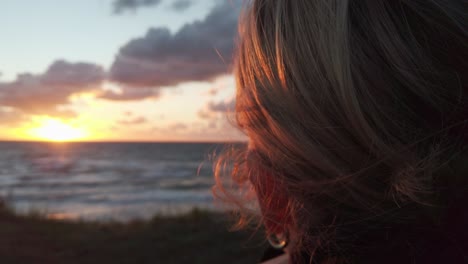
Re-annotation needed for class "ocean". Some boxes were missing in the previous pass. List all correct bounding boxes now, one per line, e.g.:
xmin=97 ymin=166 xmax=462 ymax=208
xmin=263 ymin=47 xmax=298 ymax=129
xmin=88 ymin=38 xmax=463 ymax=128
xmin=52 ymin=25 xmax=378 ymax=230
xmin=0 ymin=141 xmax=235 ymax=222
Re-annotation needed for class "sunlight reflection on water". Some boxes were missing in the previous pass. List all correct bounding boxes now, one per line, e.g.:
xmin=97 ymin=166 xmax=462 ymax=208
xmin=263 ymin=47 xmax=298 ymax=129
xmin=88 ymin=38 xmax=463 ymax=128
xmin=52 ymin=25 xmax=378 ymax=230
xmin=0 ymin=142 xmax=240 ymax=222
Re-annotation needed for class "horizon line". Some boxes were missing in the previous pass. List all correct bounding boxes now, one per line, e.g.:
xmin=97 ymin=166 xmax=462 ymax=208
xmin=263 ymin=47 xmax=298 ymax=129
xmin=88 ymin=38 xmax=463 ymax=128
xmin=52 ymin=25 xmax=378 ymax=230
xmin=0 ymin=139 xmax=248 ymax=144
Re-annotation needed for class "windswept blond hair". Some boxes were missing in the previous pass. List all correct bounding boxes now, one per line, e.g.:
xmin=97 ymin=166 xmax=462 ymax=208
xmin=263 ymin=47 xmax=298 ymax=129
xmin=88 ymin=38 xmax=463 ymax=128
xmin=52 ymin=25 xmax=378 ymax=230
xmin=214 ymin=0 xmax=467 ymax=263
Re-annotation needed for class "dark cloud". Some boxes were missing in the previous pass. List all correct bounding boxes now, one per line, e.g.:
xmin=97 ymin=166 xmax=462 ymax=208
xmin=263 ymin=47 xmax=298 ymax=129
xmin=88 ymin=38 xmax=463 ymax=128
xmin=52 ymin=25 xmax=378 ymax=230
xmin=42 ymin=60 xmax=104 ymax=87
xmin=112 ymin=0 xmax=162 ymax=14
xmin=171 ymin=0 xmax=192 ymax=11
xmin=110 ymin=1 xmax=241 ymax=87
xmin=118 ymin=116 xmax=147 ymax=125
xmin=98 ymin=87 xmax=159 ymax=101
xmin=208 ymin=98 xmax=235 ymax=112
xmin=0 ymin=60 xmax=105 ymax=118
xmin=198 ymin=98 xmax=235 ymax=120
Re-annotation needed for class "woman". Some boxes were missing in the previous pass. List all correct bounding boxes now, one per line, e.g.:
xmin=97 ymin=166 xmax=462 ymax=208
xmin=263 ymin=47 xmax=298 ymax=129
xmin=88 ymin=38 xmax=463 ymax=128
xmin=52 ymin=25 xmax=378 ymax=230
xmin=215 ymin=0 xmax=467 ymax=263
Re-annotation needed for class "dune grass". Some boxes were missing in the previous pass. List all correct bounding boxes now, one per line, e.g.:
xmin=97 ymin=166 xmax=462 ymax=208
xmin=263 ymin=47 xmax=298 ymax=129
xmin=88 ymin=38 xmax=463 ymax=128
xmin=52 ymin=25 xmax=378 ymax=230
xmin=0 ymin=202 xmax=267 ymax=264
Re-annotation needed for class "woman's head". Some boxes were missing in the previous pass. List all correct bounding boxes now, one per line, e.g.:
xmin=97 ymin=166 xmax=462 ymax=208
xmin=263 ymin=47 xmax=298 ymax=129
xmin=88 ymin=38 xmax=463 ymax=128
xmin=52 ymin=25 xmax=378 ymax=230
xmin=216 ymin=0 xmax=467 ymax=262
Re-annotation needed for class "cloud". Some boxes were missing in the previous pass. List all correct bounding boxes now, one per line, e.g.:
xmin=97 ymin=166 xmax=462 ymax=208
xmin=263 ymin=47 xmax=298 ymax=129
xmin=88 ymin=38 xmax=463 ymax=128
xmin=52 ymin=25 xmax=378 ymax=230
xmin=169 ymin=122 xmax=188 ymax=131
xmin=0 ymin=60 xmax=105 ymax=118
xmin=206 ymin=88 xmax=218 ymax=96
xmin=198 ymin=109 xmax=214 ymax=119
xmin=171 ymin=0 xmax=192 ymax=11
xmin=151 ymin=118 xmax=245 ymax=141
xmin=42 ymin=60 xmax=104 ymax=87
xmin=207 ymin=98 xmax=235 ymax=112
xmin=112 ymin=0 xmax=162 ymax=14
xmin=153 ymin=122 xmax=188 ymax=134
xmin=198 ymin=98 xmax=235 ymax=121
xmin=189 ymin=116 xmax=245 ymax=142
xmin=110 ymin=1 xmax=241 ymax=87
xmin=118 ymin=116 xmax=147 ymax=125
xmin=97 ymin=87 xmax=159 ymax=101
xmin=0 ymin=108 xmax=27 ymax=126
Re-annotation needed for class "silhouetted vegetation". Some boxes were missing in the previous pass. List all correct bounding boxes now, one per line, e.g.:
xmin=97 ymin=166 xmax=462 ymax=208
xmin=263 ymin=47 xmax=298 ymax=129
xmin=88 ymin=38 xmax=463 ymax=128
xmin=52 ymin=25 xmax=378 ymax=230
xmin=0 ymin=201 xmax=267 ymax=264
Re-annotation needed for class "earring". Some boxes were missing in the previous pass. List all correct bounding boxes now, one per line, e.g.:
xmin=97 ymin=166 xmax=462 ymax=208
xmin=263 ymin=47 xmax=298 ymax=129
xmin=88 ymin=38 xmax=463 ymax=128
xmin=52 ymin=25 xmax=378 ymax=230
xmin=267 ymin=232 xmax=288 ymax=250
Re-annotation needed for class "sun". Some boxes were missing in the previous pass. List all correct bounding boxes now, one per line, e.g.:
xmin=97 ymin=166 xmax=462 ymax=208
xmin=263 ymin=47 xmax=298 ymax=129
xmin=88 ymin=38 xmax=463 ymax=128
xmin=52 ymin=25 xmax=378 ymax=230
xmin=29 ymin=119 xmax=87 ymax=142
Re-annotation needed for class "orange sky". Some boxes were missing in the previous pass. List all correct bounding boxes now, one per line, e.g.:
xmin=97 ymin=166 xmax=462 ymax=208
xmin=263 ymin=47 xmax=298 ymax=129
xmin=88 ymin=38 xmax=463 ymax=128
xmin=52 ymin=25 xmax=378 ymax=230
xmin=0 ymin=1 xmax=244 ymax=142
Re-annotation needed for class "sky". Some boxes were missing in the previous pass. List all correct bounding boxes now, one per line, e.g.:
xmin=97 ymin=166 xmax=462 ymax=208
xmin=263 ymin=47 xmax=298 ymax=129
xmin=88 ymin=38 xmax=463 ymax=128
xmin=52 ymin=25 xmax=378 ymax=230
xmin=0 ymin=0 xmax=244 ymax=142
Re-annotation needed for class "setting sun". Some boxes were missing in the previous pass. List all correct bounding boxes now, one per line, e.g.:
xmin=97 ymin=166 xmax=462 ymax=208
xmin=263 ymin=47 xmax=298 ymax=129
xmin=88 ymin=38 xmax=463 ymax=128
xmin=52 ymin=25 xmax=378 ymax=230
xmin=28 ymin=119 xmax=87 ymax=142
